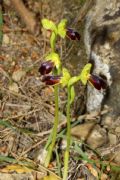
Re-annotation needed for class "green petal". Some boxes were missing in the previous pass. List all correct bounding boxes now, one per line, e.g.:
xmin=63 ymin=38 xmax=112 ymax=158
xmin=45 ymin=52 xmax=60 ymax=69
xmin=79 ymin=63 xmax=92 ymax=85
xmin=57 ymin=19 xmax=67 ymax=38
xmin=60 ymin=68 xmax=71 ymax=87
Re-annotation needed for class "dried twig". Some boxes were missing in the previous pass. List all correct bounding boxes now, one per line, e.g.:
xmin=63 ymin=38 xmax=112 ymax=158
xmin=73 ymin=0 xmax=95 ymax=25
xmin=19 ymin=137 xmax=48 ymax=157
xmin=100 ymin=143 xmax=120 ymax=157
xmin=10 ymin=0 xmax=39 ymax=34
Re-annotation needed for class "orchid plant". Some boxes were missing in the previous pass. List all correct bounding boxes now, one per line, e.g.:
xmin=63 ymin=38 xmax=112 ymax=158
xmin=39 ymin=18 xmax=107 ymax=179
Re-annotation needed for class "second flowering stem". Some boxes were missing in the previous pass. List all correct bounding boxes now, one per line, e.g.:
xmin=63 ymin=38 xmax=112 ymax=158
xmin=44 ymin=84 xmax=59 ymax=167
xmin=63 ymin=86 xmax=71 ymax=180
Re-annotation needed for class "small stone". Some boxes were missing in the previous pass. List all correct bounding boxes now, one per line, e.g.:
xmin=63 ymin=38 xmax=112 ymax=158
xmin=37 ymin=149 xmax=47 ymax=165
xmin=102 ymin=116 xmax=113 ymax=128
xmin=100 ymin=173 xmax=108 ymax=180
xmin=11 ymin=61 xmax=16 ymax=66
xmin=12 ymin=69 xmax=26 ymax=82
xmin=9 ymin=82 xmax=19 ymax=93
xmin=60 ymin=139 xmax=67 ymax=150
xmin=3 ymin=34 xmax=10 ymax=45
xmin=113 ymin=151 xmax=120 ymax=165
xmin=108 ymin=133 xmax=117 ymax=145
xmin=87 ymin=125 xmax=107 ymax=149
xmin=4 ymin=0 xmax=11 ymax=6
xmin=104 ymin=42 xmax=110 ymax=50
xmin=115 ymin=127 xmax=120 ymax=133
xmin=71 ymin=122 xmax=96 ymax=140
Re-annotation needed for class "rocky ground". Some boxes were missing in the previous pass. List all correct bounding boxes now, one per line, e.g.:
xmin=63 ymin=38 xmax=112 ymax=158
xmin=0 ymin=0 xmax=120 ymax=179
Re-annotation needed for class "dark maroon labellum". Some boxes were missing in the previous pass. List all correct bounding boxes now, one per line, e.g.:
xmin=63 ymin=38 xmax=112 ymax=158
xmin=66 ymin=28 xmax=80 ymax=40
xmin=39 ymin=60 xmax=54 ymax=75
xmin=89 ymin=74 xmax=107 ymax=90
xmin=42 ymin=75 xmax=61 ymax=85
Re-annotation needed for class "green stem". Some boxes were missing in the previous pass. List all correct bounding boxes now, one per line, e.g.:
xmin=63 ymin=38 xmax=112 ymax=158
xmin=44 ymin=85 xmax=59 ymax=167
xmin=63 ymin=87 xmax=71 ymax=180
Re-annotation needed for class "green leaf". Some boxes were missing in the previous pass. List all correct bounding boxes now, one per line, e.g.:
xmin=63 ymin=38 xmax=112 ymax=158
xmin=57 ymin=19 xmax=67 ymax=38
xmin=60 ymin=68 xmax=71 ymax=87
xmin=0 ymin=119 xmax=35 ymax=134
xmin=68 ymin=76 xmax=80 ymax=87
xmin=45 ymin=52 xmax=60 ymax=69
xmin=50 ymin=32 xmax=56 ymax=51
xmin=0 ymin=155 xmax=35 ymax=168
xmin=41 ymin=19 xmax=57 ymax=33
xmin=70 ymin=86 xmax=75 ymax=104
xmin=79 ymin=63 xmax=92 ymax=85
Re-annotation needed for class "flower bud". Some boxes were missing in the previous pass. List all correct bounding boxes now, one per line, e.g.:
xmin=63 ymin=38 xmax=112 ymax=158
xmin=66 ymin=28 xmax=80 ymax=40
xmin=39 ymin=60 xmax=54 ymax=75
xmin=89 ymin=74 xmax=107 ymax=90
xmin=42 ymin=75 xmax=61 ymax=85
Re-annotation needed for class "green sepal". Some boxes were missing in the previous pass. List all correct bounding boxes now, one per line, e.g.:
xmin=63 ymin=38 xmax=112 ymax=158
xmin=70 ymin=86 xmax=75 ymax=104
xmin=60 ymin=68 xmax=71 ymax=87
xmin=50 ymin=32 xmax=56 ymax=51
xmin=41 ymin=19 xmax=57 ymax=33
xmin=79 ymin=63 xmax=92 ymax=85
xmin=57 ymin=19 xmax=67 ymax=38
xmin=45 ymin=52 xmax=61 ymax=69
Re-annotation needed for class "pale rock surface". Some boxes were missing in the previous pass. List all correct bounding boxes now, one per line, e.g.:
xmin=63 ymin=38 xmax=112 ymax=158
xmin=12 ymin=69 xmax=26 ymax=82
xmin=71 ymin=122 xmax=96 ymax=140
xmin=87 ymin=125 xmax=108 ymax=149
xmin=108 ymin=133 xmax=117 ymax=145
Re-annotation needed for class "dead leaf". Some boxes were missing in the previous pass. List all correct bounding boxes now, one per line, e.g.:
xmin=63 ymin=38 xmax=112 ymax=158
xmin=0 ymin=164 xmax=32 ymax=173
xmin=12 ymin=69 xmax=26 ymax=82
xmin=87 ymin=164 xmax=98 ymax=178
xmin=43 ymin=174 xmax=60 ymax=180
